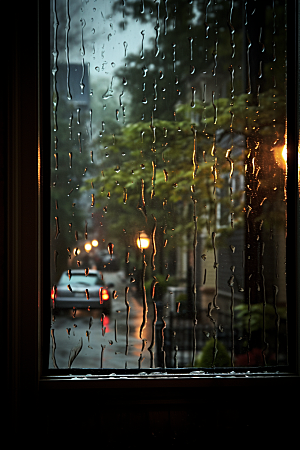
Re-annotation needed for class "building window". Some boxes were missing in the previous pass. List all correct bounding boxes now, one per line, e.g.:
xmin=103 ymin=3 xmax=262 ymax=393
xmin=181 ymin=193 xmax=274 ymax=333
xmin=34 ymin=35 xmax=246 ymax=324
xmin=47 ymin=0 xmax=292 ymax=373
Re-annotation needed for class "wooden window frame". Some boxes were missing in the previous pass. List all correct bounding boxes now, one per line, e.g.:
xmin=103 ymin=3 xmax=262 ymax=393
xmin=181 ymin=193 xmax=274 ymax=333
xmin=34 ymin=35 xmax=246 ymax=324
xmin=4 ymin=1 xmax=300 ymax=428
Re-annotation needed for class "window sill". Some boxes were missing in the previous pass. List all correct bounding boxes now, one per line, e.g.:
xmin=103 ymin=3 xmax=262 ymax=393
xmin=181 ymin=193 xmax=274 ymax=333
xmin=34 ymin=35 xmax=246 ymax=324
xmin=39 ymin=368 xmax=300 ymax=390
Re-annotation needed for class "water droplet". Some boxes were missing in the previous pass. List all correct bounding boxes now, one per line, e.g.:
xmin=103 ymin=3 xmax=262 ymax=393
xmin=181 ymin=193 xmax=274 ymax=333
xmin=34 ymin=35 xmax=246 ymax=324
xmin=102 ymin=77 xmax=114 ymax=99
xmin=108 ymin=242 xmax=114 ymax=257
xmin=191 ymin=86 xmax=196 ymax=108
xmin=123 ymin=41 xmax=128 ymax=57
xmin=123 ymin=187 xmax=128 ymax=204
xmin=68 ymin=337 xmax=83 ymax=368
xmin=54 ymin=216 xmax=60 ymax=239
xmin=230 ymin=245 xmax=235 ymax=253
xmin=212 ymin=91 xmax=217 ymax=124
xmin=77 ymin=132 xmax=82 ymax=153
xmin=228 ymin=275 xmax=234 ymax=287
xmin=140 ymin=30 xmax=145 ymax=59
xmin=54 ymin=153 xmax=58 ymax=170
xmin=86 ymin=330 xmax=91 ymax=343
xmin=142 ymin=65 xmax=148 ymax=77
xmin=172 ymin=42 xmax=176 ymax=72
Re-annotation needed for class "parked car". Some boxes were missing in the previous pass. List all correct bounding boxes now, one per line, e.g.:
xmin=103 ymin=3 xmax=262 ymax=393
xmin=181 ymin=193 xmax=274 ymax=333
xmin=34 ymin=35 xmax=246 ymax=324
xmin=51 ymin=269 xmax=113 ymax=313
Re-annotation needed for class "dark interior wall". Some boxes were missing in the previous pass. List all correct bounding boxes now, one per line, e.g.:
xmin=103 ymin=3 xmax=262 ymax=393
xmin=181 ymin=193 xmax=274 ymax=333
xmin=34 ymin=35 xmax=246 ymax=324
xmin=3 ymin=1 xmax=299 ymax=444
xmin=3 ymin=0 xmax=39 ymax=424
xmin=38 ymin=380 xmax=298 ymax=445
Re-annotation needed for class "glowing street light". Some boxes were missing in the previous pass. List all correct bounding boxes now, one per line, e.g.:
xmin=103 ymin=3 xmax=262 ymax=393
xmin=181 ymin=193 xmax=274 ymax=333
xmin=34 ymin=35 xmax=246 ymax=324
xmin=136 ymin=231 xmax=150 ymax=250
xmin=91 ymin=239 xmax=99 ymax=247
xmin=84 ymin=242 xmax=92 ymax=253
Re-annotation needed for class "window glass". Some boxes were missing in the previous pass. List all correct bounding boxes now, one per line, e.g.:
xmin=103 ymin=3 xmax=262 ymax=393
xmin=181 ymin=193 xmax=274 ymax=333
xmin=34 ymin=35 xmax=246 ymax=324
xmin=49 ymin=0 xmax=287 ymax=370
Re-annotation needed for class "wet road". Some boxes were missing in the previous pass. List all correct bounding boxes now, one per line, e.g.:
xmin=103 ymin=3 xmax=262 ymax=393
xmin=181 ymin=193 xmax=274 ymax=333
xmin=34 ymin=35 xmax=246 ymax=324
xmin=49 ymin=271 xmax=155 ymax=370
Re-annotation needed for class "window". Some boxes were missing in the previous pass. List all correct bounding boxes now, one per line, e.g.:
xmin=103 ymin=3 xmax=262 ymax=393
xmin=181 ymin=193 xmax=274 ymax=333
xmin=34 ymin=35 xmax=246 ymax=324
xmin=5 ymin=0 xmax=300 ymax=440
xmin=46 ymin=0 xmax=297 ymax=374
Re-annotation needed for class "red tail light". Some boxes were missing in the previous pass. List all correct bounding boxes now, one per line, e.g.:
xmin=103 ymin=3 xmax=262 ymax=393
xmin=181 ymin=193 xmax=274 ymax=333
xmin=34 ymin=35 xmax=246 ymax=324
xmin=99 ymin=288 xmax=109 ymax=304
xmin=51 ymin=285 xmax=57 ymax=301
xmin=102 ymin=289 xmax=109 ymax=301
xmin=51 ymin=285 xmax=57 ymax=308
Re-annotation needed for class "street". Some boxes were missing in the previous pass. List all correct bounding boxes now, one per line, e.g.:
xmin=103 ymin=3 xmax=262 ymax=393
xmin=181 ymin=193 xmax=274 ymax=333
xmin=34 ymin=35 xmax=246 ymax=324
xmin=49 ymin=271 xmax=155 ymax=369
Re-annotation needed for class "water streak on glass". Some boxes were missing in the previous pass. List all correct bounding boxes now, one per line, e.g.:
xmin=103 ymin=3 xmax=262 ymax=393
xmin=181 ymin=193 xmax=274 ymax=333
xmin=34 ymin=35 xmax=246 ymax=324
xmin=52 ymin=0 xmax=59 ymax=131
xmin=49 ymin=0 xmax=288 ymax=371
xmin=65 ymin=0 xmax=71 ymax=100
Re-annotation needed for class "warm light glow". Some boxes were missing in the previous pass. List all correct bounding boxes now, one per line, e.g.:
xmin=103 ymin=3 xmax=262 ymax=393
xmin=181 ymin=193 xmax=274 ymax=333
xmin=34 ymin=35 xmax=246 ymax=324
xmin=73 ymin=247 xmax=81 ymax=256
xmin=137 ymin=237 xmax=150 ymax=249
xmin=92 ymin=239 xmax=99 ymax=247
xmin=282 ymin=144 xmax=287 ymax=165
xmin=136 ymin=232 xmax=150 ymax=250
xmin=273 ymin=140 xmax=287 ymax=170
xmin=101 ymin=288 xmax=109 ymax=301
xmin=84 ymin=243 xmax=92 ymax=252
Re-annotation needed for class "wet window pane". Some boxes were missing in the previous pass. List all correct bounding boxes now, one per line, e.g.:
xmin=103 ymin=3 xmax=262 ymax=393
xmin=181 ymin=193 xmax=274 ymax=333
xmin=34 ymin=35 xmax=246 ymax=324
xmin=49 ymin=0 xmax=287 ymax=370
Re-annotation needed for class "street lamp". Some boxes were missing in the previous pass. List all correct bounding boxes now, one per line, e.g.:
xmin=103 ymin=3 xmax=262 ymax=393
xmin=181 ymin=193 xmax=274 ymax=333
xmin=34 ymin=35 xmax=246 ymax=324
xmin=84 ymin=242 xmax=92 ymax=253
xmin=136 ymin=231 xmax=150 ymax=251
xmin=91 ymin=239 xmax=99 ymax=247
